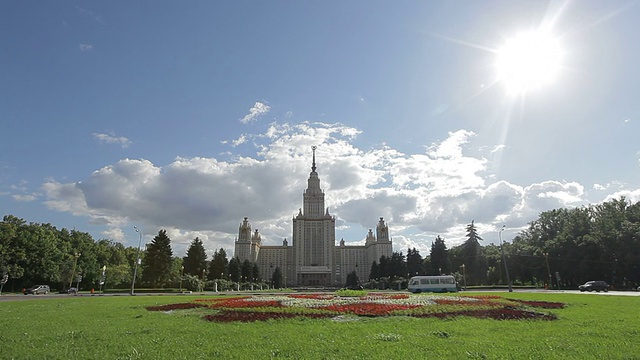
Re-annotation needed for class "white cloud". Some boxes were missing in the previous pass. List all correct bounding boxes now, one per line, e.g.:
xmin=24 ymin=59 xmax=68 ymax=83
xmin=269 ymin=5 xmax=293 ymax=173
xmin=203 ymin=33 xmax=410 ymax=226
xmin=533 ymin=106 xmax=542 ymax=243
xmin=13 ymin=194 xmax=37 ymax=202
xmin=43 ymin=122 xmax=634 ymax=255
xmin=92 ymin=133 xmax=132 ymax=148
xmin=79 ymin=44 xmax=93 ymax=52
xmin=240 ymin=102 xmax=271 ymax=124
xmin=231 ymin=135 xmax=248 ymax=147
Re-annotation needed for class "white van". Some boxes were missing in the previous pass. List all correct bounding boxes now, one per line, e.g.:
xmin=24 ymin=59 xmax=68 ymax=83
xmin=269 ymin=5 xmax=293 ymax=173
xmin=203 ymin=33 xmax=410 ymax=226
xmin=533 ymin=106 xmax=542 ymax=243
xmin=408 ymin=275 xmax=458 ymax=293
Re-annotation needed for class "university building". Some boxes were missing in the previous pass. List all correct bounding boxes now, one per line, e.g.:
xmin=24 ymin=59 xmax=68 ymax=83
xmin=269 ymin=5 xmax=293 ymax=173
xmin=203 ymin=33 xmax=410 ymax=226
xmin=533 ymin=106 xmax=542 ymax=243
xmin=234 ymin=147 xmax=393 ymax=286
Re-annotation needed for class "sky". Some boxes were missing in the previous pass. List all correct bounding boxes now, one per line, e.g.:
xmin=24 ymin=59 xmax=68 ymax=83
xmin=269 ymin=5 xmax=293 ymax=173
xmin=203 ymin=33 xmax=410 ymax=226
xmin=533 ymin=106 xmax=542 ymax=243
xmin=2 ymin=1 xmax=640 ymax=259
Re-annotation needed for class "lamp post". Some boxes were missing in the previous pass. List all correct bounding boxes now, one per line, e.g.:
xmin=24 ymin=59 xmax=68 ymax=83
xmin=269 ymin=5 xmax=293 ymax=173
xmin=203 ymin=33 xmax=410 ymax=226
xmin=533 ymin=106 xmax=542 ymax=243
xmin=69 ymin=252 xmax=81 ymax=289
xmin=201 ymin=268 xmax=206 ymax=293
xmin=131 ymin=226 xmax=143 ymax=295
xmin=499 ymin=225 xmax=513 ymax=292
xmin=543 ymin=252 xmax=552 ymax=289
xmin=461 ymin=264 xmax=467 ymax=290
xmin=99 ymin=265 xmax=106 ymax=294
xmin=179 ymin=265 xmax=184 ymax=292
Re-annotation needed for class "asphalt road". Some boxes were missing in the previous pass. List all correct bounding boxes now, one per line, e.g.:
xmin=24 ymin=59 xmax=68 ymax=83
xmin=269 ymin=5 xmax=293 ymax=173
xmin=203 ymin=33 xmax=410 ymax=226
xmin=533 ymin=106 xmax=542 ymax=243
xmin=2 ymin=289 xmax=639 ymax=302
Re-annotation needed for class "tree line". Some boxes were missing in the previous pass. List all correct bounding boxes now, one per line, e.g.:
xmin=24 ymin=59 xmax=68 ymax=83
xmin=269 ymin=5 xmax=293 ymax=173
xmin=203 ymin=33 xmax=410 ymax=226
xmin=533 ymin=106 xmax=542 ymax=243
xmin=364 ymin=198 xmax=640 ymax=290
xmin=2 ymin=197 xmax=639 ymax=291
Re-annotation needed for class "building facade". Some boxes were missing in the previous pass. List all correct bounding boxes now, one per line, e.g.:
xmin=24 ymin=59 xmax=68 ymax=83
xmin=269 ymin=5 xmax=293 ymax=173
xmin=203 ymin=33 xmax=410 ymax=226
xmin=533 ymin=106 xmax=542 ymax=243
xmin=234 ymin=147 xmax=393 ymax=287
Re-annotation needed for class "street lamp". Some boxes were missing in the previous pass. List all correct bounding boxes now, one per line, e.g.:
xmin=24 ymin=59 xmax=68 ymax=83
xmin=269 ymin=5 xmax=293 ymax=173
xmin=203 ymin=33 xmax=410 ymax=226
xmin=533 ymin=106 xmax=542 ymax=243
xmin=499 ymin=225 xmax=513 ymax=292
xmin=179 ymin=265 xmax=184 ymax=292
xmin=201 ymin=268 xmax=206 ymax=292
xmin=543 ymin=252 xmax=552 ymax=289
xmin=460 ymin=264 xmax=467 ymax=290
xmin=131 ymin=226 xmax=143 ymax=295
xmin=69 ymin=252 xmax=81 ymax=289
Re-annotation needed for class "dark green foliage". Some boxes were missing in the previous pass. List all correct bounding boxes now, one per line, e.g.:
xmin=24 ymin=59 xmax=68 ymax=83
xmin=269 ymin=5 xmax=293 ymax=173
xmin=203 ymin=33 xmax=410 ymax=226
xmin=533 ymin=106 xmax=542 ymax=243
xmin=454 ymin=220 xmax=488 ymax=285
xmin=368 ymin=261 xmax=379 ymax=280
xmin=407 ymin=247 xmax=425 ymax=276
xmin=207 ymin=248 xmax=229 ymax=280
xmin=271 ymin=266 xmax=283 ymax=288
xmin=228 ymin=257 xmax=240 ymax=282
xmin=429 ymin=236 xmax=451 ymax=275
xmin=252 ymin=262 xmax=260 ymax=282
xmin=345 ymin=270 xmax=359 ymax=287
xmin=182 ymin=237 xmax=207 ymax=276
xmin=389 ymin=251 xmax=407 ymax=277
xmin=141 ymin=230 xmax=174 ymax=288
xmin=241 ymin=259 xmax=254 ymax=282
xmin=0 ymin=215 xmax=134 ymax=291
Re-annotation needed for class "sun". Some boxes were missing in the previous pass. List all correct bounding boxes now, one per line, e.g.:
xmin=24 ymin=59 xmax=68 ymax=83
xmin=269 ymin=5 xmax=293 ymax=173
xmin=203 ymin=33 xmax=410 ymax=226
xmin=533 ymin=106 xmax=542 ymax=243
xmin=495 ymin=30 xmax=563 ymax=95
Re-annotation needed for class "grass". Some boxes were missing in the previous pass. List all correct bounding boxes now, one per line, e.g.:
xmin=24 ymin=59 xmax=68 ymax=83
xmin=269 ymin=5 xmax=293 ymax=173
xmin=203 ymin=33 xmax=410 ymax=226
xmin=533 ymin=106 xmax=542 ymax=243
xmin=2 ymin=292 xmax=638 ymax=359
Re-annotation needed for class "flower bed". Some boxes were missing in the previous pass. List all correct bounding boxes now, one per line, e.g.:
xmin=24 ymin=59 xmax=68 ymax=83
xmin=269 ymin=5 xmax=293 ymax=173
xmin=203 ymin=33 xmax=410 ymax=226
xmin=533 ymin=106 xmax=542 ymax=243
xmin=147 ymin=293 xmax=564 ymax=323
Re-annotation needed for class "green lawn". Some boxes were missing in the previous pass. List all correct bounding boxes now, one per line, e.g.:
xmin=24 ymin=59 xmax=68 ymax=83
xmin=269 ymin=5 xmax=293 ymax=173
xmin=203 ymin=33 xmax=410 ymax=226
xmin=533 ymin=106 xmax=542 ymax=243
xmin=2 ymin=292 xmax=638 ymax=359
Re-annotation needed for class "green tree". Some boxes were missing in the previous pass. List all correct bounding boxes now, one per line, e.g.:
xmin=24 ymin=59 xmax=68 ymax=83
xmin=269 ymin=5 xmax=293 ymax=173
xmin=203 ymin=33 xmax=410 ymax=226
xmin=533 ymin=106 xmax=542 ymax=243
xmin=271 ymin=267 xmax=283 ymax=288
xmin=346 ymin=270 xmax=359 ymax=288
xmin=457 ymin=220 xmax=487 ymax=285
xmin=252 ymin=263 xmax=260 ymax=282
xmin=141 ymin=230 xmax=174 ymax=288
xmin=241 ymin=259 xmax=253 ymax=282
xmin=368 ymin=261 xmax=379 ymax=280
xmin=228 ymin=257 xmax=240 ymax=282
xmin=183 ymin=237 xmax=207 ymax=276
xmin=429 ymin=236 xmax=451 ymax=275
xmin=406 ymin=247 xmax=425 ymax=276
xmin=388 ymin=252 xmax=407 ymax=278
xmin=208 ymin=248 xmax=229 ymax=280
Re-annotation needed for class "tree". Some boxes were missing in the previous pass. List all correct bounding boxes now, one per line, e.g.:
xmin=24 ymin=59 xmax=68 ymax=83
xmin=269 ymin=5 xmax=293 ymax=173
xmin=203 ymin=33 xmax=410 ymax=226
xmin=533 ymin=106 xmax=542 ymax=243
xmin=228 ymin=257 xmax=240 ymax=282
xmin=346 ymin=270 xmax=359 ymax=288
xmin=141 ymin=230 xmax=174 ymax=288
xmin=388 ymin=252 xmax=407 ymax=278
xmin=241 ymin=259 xmax=253 ymax=282
xmin=208 ymin=248 xmax=229 ymax=280
xmin=271 ymin=266 xmax=283 ymax=288
xmin=429 ymin=236 xmax=451 ymax=275
xmin=183 ymin=237 xmax=207 ymax=276
xmin=378 ymin=255 xmax=389 ymax=278
xmin=369 ymin=261 xmax=379 ymax=280
xmin=252 ymin=263 xmax=260 ymax=282
xmin=457 ymin=220 xmax=487 ymax=285
xmin=406 ymin=247 xmax=424 ymax=276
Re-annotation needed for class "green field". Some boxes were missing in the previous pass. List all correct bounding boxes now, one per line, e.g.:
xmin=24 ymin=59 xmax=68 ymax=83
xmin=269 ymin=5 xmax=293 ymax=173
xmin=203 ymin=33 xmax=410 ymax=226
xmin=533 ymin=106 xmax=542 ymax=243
xmin=2 ymin=292 xmax=638 ymax=359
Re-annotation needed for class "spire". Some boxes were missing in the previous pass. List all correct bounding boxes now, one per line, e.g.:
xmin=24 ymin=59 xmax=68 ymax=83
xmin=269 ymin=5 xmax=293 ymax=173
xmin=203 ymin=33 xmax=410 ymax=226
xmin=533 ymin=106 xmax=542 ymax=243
xmin=311 ymin=145 xmax=317 ymax=172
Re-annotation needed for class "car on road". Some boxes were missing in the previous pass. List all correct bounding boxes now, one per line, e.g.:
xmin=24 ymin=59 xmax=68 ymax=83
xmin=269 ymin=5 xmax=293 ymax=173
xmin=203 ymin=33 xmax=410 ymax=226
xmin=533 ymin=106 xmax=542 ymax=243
xmin=23 ymin=285 xmax=50 ymax=295
xmin=578 ymin=281 xmax=609 ymax=292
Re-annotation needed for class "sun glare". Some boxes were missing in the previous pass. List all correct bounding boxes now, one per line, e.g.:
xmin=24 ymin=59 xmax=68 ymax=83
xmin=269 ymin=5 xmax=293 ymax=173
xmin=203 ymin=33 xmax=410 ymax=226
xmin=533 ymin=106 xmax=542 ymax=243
xmin=496 ymin=30 xmax=563 ymax=95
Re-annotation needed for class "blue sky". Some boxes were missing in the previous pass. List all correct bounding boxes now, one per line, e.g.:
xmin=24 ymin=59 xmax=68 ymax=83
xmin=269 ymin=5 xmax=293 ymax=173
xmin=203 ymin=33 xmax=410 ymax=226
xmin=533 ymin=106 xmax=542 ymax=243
xmin=2 ymin=1 xmax=639 ymax=258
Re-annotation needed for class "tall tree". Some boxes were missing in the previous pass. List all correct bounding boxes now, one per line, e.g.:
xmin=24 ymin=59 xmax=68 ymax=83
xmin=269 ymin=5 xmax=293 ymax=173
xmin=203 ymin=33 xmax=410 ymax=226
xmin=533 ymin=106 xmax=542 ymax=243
xmin=389 ymin=252 xmax=407 ymax=277
xmin=228 ymin=257 xmax=240 ymax=282
xmin=346 ymin=270 xmax=359 ymax=288
xmin=271 ymin=267 xmax=283 ymax=288
xmin=208 ymin=248 xmax=229 ymax=280
xmin=141 ymin=230 xmax=174 ymax=287
xmin=241 ymin=259 xmax=253 ymax=282
xmin=368 ymin=261 xmax=379 ymax=280
xmin=429 ymin=236 xmax=451 ymax=275
xmin=458 ymin=220 xmax=487 ymax=285
xmin=183 ymin=237 xmax=207 ymax=276
xmin=252 ymin=263 xmax=260 ymax=282
xmin=406 ymin=247 xmax=424 ymax=276
xmin=378 ymin=255 xmax=389 ymax=278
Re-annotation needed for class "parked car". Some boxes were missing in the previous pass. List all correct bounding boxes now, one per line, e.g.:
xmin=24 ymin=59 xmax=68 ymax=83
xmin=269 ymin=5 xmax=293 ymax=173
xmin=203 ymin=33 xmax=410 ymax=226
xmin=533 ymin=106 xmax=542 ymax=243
xmin=578 ymin=281 xmax=609 ymax=292
xmin=66 ymin=287 xmax=78 ymax=294
xmin=23 ymin=285 xmax=50 ymax=295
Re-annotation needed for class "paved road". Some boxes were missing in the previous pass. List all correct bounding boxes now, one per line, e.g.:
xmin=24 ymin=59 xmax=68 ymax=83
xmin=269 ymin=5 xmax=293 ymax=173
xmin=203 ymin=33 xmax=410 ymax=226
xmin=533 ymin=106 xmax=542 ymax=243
xmin=2 ymin=289 xmax=639 ymax=302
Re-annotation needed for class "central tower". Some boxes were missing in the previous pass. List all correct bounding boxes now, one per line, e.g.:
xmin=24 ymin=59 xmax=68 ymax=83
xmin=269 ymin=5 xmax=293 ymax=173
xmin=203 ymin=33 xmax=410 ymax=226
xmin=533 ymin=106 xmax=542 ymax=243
xmin=292 ymin=146 xmax=336 ymax=286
